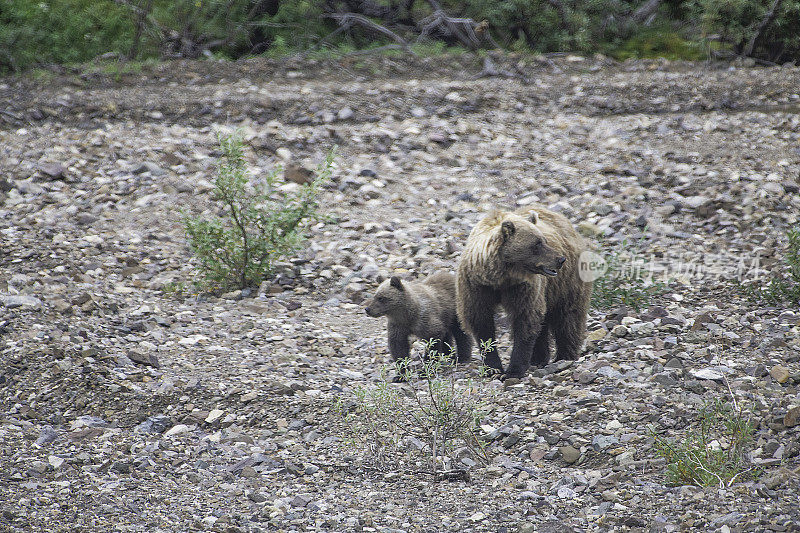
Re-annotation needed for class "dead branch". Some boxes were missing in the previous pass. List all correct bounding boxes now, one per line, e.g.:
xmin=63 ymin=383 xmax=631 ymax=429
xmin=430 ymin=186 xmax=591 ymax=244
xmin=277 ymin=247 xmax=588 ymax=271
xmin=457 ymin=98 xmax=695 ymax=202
xmin=325 ymin=13 xmax=412 ymax=51
xmin=742 ymin=0 xmax=784 ymax=58
xmin=473 ymin=56 xmax=526 ymax=82
xmin=418 ymin=0 xmax=486 ymax=50
xmin=630 ymin=0 xmax=662 ymax=25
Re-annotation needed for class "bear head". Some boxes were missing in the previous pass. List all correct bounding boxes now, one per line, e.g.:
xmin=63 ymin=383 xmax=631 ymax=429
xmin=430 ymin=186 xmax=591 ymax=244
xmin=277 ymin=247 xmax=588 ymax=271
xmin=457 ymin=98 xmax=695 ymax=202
xmin=499 ymin=211 xmax=566 ymax=277
xmin=365 ymin=276 xmax=406 ymax=317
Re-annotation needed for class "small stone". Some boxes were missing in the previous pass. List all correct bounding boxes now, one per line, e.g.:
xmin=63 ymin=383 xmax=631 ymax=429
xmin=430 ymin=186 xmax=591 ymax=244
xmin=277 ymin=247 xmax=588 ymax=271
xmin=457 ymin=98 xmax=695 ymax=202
xmin=559 ymin=446 xmax=580 ymax=464
xmin=29 ymin=461 xmax=49 ymax=475
xmin=35 ymin=426 xmax=59 ymax=445
xmin=127 ymin=351 xmax=160 ymax=369
xmin=164 ymin=424 xmax=191 ymax=437
xmin=135 ymin=415 xmax=172 ymax=434
xmin=587 ymin=328 xmax=607 ymax=342
xmin=284 ymin=163 xmax=314 ymax=185
xmin=39 ymin=163 xmax=66 ymax=179
xmin=337 ymin=107 xmax=354 ymax=120
xmin=1 ymin=294 xmax=42 ymax=310
xmin=651 ymin=372 xmax=679 ymax=387
xmin=611 ymin=324 xmax=628 ymax=337
xmin=110 ymin=461 xmax=130 ymax=474
xmin=690 ymin=368 xmax=724 ymax=381
xmin=770 ymin=365 xmax=790 ymax=384
xmin=248 ymin=492 xmax=267 ymax=503
xmin=48 ymin=455 xmax=65 ymax=469
xmin=205 ymin=409 xmax=224 ymax=424
xmin=591 ymin=435 xmax=619 ymax=451
xmin=784 ymin=405 xmax=800 ymax=427
xmin=290 ymin=494 xmax=313 ymax=508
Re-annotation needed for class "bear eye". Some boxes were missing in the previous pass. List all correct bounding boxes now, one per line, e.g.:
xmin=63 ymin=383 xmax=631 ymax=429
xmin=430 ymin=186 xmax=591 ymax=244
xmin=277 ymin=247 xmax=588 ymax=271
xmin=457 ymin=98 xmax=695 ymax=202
xmin=376 ymin=295 xmax=387 ymax=303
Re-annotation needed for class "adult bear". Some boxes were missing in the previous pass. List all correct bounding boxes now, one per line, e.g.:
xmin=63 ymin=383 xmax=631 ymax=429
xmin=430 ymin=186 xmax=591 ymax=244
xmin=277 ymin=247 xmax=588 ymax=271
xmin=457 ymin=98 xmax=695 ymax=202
xmin=456 ymin=205 xmax=592 ymax=379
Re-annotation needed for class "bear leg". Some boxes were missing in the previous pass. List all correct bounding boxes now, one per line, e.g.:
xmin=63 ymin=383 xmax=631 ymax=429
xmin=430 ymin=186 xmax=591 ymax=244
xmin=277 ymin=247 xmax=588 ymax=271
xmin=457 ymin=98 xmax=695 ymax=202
xmin=388 ymin=325 xmax=411 ymax=362
xmin=530 ymin=325 xmax=551 ymax=367
xmin=473 ymin=316 xmax=502 ymax=373
xmin=504 ymin=317 xmax=543 ymax=379
xmin=451 ymin=322 xmax=473 ymax=363
xmin=551 ymin=307 xmax=587 ymax=361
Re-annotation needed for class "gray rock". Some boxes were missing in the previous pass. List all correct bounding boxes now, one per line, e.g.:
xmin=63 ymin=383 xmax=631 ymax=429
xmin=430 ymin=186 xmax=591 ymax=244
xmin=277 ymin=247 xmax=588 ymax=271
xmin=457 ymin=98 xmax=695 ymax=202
xmin=35 ymin=426 xmax=59 ymax=446
xmin=591 ymin=435 xmax=619 ymax=451
xmin=290 ymin=494 xmax=314 ymax=508
xmin=0 ymin=294 xmax=42 ymax=310
xmin=650 ymin=372 xmax=679 ymax=387
xmin=337 ymin=107 xmax=354 ymax=120
xmin=559 ymin=445 xmax=580 ymax=464
xmin=135 ymin=415 xmax=173 ymax=434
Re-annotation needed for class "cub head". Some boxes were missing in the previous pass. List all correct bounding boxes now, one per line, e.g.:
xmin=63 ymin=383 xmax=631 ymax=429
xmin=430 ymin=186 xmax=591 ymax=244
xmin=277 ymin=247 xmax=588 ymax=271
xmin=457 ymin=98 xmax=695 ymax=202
xmin=498 ymin=211 xmax=566 ymax=277
xmin=365 ymin=276 xmax=406 ymax=317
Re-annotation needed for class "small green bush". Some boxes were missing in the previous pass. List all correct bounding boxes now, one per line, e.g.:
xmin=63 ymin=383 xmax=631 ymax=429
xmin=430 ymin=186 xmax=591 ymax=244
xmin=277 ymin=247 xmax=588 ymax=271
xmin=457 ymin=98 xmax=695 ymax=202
xmin=742 ymin=225 xmax=800 ymax=306
xmin=591 ymin=237 xmax=667 ymax=310
xmin=336 ymin=346 xmax=490 ymax=477
xmin=183 ymin=132 xmax=333 ymax=291
xmin=651 ymin=396 xmax=758 ymax=487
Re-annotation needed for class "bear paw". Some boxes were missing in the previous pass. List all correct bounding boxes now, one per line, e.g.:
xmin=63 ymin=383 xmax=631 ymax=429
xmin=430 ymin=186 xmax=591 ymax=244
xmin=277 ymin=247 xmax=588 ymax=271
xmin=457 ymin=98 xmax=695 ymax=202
xmin=501 ymin=368 xmax=527 ymax=381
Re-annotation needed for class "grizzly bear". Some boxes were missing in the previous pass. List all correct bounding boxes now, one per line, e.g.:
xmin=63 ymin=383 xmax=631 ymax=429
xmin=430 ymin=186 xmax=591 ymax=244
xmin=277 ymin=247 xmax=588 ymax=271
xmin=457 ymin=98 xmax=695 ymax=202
xmin=365 ymin=272 xmax=472 ymax=367
xmin=456 ymin=205 xmax=591 ymax=379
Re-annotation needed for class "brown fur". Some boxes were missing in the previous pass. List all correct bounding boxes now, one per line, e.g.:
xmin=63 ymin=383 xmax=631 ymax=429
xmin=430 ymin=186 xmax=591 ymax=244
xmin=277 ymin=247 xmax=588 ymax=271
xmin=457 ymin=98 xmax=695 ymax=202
xmin=365 ymin=272 xmax=472 ymax=365
xmin=456 ymin=205 xmax=592 ymax=378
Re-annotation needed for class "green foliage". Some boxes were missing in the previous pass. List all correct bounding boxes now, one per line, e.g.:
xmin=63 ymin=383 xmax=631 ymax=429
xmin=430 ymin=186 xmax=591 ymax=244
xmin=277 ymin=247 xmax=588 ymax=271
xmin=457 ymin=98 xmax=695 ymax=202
xmin=693 ymin=0 xmax=800 ymax=62
xmin=651 ymin=396 xmax=759 ymax=487
xmin=609 ymin=28 xmax=706 ymax=60
xmin=0 ymin=0 xmax=133 ymax=72
xmin=591 ymin=237 xmax=667 ymax=310
xmin=183 ymin=132 xmax=333 ymax=291
xmin=6 ymin=0 xmax=800 ymax=72
xmin=336 ymin=346 xmax=490 ymax=475
xmin=742 ymin=225 xmax=800 ymax=306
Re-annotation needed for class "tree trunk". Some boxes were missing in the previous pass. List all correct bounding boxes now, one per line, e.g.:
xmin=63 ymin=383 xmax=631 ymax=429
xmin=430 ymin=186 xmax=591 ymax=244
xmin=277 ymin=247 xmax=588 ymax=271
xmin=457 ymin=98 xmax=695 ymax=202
xmin=742 ymin=0 xmax=783 ymax=58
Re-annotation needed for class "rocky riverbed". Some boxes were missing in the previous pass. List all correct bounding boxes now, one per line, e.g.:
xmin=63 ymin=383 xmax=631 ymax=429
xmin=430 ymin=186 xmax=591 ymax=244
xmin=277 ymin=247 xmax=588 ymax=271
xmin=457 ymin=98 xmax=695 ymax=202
xmin=0 ymin=54 xmax=799 ymax=532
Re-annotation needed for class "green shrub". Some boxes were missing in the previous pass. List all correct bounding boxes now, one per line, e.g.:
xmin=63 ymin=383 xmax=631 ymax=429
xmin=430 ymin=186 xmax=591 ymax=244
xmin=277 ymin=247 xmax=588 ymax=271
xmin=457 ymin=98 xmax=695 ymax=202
xmin=591 ymin=237 xmax=667 ymax=310
xmin=183 ymin=132 xmax=333 ymax=291
xmin=0 ymin=0 xmax=133 ymax=72
xmin=742 ymin=225 xmax=800 ymax=306
xmin=336 ymin=346 xmax=490 ymax=477
xmin=694 ymin=0 xmax=800 ymax=62
xmin=651 ymin=396 xmax=758 ymax=487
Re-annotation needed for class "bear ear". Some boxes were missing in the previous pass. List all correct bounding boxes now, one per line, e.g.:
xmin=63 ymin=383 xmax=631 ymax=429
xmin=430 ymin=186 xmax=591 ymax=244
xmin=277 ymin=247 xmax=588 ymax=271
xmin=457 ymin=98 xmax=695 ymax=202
xmin=529 ymin=210 xmax=540 ymax=225
xmin=501 ymin=220 xmax=516 ymax=240
xmin=390 ymin=276 xmax=403 ymax=290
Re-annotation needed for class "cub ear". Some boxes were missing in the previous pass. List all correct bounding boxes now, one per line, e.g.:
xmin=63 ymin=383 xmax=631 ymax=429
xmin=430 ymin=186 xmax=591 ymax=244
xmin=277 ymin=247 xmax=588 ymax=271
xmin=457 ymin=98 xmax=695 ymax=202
xmin=501 ymin=220 xmax=516 ymax=240
xmin=390 ymin=276 xmax=403 ymax=290
xmin=529 ymin=210 xmax=540 ymax=225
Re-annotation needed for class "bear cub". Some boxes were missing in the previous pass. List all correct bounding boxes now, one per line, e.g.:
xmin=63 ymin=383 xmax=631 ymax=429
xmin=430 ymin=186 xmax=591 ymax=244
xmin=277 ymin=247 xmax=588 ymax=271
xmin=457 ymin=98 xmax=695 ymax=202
xmin=365 ymin=272 xmax=472 ymax=370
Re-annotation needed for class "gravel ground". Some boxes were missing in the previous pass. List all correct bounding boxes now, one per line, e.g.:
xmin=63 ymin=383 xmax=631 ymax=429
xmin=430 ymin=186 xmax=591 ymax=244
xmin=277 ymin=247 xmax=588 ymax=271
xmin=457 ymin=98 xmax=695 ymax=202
xmin=0 ymin=54 xmax=799 ymax=532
